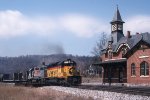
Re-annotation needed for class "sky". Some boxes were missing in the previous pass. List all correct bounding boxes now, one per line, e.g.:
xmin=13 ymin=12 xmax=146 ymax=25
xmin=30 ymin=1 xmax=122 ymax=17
xmin=0 ymin=0 xmax=150 ymax=57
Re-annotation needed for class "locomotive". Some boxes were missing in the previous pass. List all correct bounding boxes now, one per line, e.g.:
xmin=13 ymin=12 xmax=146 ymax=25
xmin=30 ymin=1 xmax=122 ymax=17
xmin=26 ymin=59 xmax=81 ymax=86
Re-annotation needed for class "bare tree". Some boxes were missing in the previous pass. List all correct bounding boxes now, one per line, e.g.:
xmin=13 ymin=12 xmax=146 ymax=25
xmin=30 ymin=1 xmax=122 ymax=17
xmin=91 ymin=32 xmax=108 ymax=60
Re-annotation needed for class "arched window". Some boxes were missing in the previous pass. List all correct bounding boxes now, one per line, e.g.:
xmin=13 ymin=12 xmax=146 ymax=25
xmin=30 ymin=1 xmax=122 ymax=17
xmin=140 ymin=61 xmax=149 ymax=76
xmin=131 ymin=63 xmax=136 ymax=76
xmin=108 ymin=50 xmax=112 ymax=59
xmin=122 ymin=47 xmax=127 ymax=57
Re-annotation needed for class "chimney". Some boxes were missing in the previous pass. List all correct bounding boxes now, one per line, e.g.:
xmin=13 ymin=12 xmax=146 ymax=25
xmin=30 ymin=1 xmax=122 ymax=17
xmin=127 ymin=31 xmax=131 ymax=38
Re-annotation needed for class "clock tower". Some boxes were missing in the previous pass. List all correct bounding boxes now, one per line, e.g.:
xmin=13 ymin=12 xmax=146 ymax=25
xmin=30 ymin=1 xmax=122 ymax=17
xmin=110 ymin=6 xmax=125 ymax=44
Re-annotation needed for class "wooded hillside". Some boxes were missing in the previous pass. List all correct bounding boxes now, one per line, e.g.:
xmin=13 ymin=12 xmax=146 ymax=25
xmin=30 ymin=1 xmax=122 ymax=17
xmin=0 ymin=54 xmax=96 ymax=76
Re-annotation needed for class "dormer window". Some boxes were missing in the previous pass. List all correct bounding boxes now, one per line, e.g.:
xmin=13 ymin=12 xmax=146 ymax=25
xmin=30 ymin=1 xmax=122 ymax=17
xmin=122 ymin=47 xmax=127 ymax=56
xmin=108 ymin=50 xmax=112 ymax=59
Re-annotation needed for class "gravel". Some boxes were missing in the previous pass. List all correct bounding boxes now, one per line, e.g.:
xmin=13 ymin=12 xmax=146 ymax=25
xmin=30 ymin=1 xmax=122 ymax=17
xmin=44 ymin=86 xmax=150 ymax=100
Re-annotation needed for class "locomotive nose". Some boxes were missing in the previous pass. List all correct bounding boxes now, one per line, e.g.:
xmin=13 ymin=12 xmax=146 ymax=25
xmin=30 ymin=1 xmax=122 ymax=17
xmin=69 ymin=67 xmax=75 ymax=75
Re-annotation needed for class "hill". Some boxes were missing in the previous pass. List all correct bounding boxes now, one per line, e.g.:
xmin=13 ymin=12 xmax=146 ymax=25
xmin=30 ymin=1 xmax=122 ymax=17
xmin=0 ymin=54 xmax=95 ymax=76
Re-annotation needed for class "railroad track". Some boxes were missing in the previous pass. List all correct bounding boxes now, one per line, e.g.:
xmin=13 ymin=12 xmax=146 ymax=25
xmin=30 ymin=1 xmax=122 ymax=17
xmin=2 ymin=80 xmax=150 ymax=97
xmin=72 ymin=84 xmax=150 ymax=97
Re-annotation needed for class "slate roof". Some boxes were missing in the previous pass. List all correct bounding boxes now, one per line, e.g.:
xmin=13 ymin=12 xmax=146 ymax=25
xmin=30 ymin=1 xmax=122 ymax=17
xmin=101 ymin=32 xmax=150 ymax=54
xmin=111 ymin=6 xmax=124 ymax=23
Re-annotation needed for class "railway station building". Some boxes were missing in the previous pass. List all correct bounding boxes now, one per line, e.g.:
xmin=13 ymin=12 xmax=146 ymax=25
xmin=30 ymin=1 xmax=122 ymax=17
xmin=96 ymin=7 xmax=150 ymax=85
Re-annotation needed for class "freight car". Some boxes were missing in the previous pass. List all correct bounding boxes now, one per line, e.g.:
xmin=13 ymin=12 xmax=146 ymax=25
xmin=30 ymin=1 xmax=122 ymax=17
xmin=13 ymin=72 xmax=23 ymax=81
xmin=0 ymin=74 xmax=3 ymax=81
xmin=26 ymin=59 xmax=81 ymax=86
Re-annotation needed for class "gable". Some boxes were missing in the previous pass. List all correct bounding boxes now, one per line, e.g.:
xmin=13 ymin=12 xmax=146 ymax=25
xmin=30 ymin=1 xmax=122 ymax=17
xmin=116 ymin=43 xmax=130 ymax=53
xmin=124 ymin=40 xmax=150 ymax=58
xmin=101 ymin=32 xmax=150 ymax=58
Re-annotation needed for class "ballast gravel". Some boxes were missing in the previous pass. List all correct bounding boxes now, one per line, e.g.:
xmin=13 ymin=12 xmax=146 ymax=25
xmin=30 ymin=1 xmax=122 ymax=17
xmin=43 ymin=86 xmax=150 ymax=100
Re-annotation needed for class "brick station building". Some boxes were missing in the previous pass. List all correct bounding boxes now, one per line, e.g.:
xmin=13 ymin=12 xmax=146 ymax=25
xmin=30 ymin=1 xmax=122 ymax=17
xmin=96 ymin=7 xmax=150 ymax=85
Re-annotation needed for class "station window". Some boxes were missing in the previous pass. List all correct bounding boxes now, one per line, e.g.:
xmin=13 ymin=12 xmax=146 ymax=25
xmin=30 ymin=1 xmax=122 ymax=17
xmin=131 ymin=63 xmax=136 ymax=76
xmin=140 ymin=61 xmax=149 ymax=76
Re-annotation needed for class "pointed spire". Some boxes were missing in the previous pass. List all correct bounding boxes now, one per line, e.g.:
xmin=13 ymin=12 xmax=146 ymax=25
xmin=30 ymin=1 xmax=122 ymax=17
xmin=111 ymin=5 xmax=124 ymax=23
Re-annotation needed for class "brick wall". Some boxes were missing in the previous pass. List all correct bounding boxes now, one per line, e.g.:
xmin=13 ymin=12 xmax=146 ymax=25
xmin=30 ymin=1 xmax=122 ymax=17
xmin=127 ymin=45 xmax=150 ymax=84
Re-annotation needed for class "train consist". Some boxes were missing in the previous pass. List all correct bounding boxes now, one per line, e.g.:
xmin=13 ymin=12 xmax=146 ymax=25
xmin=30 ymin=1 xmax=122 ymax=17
xmin=12 ymin=59 xmax=82 ymax=86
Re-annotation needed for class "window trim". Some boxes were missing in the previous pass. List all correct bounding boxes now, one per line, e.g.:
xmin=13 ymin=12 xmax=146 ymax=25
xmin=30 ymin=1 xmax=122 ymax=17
xmin=140 ymin=61 xmax=149 ymax=76
xmin=140 ymin=75 xmax=149 ymax=77
xmin=131 ymin=63 xmax=136 ymax=76
xmin=122 ymin=47 xmax=127 ymax=57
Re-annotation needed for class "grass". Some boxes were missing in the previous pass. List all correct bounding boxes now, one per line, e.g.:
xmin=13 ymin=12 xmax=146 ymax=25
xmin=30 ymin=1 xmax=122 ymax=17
xmin=0 ymin=83 xmax=93 ymax=100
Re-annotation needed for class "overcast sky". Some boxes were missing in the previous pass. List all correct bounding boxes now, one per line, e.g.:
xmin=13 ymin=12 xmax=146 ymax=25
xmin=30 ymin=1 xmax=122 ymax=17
xmin=0 ymin=0 xmax=149 ymax=57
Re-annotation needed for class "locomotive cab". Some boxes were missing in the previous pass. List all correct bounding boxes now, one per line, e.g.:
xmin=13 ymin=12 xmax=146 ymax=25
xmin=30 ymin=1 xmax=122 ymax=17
xmin=62 ymin=59 xmax=79 ymax=76
xmin=62 ymin=59 xmax=81 ymax=85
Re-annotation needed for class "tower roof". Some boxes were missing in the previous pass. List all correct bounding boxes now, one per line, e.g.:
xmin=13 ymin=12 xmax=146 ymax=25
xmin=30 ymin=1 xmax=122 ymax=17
xmin=111 ymin=6 xmax=124 ymax=23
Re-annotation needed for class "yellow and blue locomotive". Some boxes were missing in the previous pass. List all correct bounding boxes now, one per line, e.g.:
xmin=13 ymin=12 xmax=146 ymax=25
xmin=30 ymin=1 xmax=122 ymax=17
xmin=27 ymin=59 xmax=81 ymax=86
